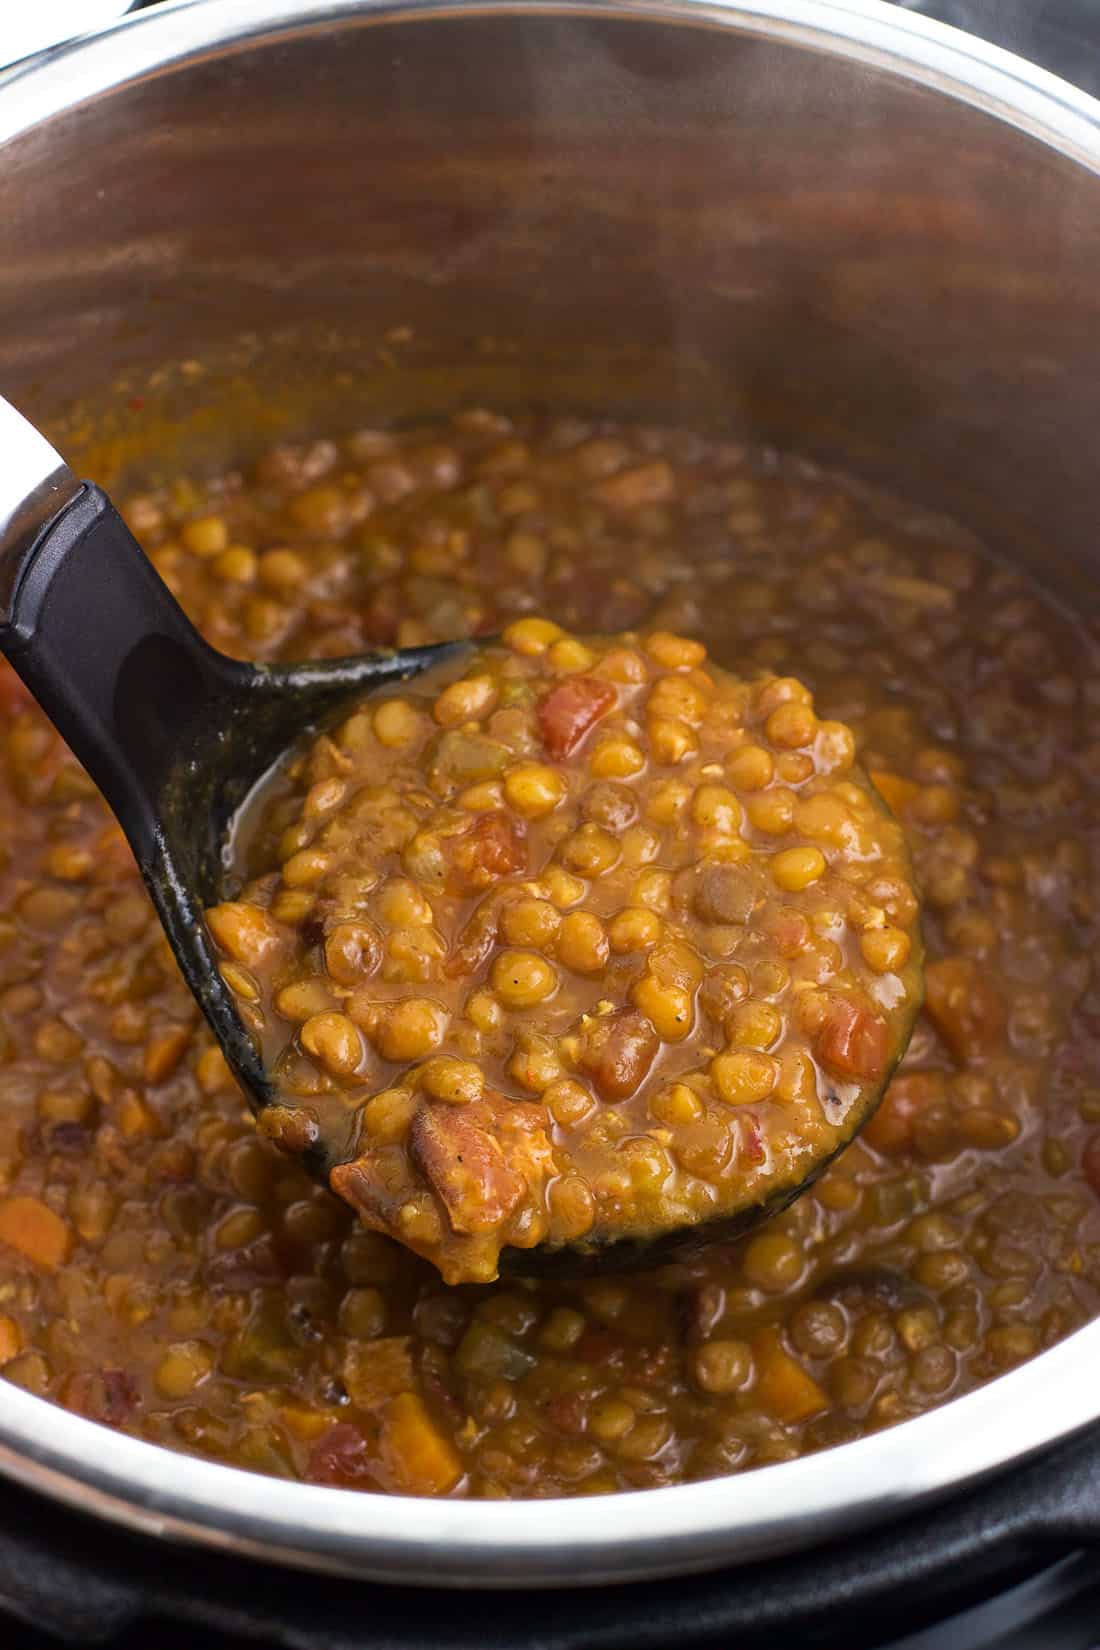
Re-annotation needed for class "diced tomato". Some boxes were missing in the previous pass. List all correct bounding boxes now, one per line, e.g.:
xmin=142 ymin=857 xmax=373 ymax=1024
xmin=545 ymin=1392 xmax=588 ymax=1435
xmin=62 ymin=1369 xmax=139 ymax=1425
xmin=537 ymin=675 xmax=616 ymax=759
xmin=739 ymin=1112 xmax=766 ymax=1164
xmin=451 ymin=812 xmax=526 ymax=892
xmin=813 ymin=994 xmax=890 ymax=1082
xmin=306 ymin=1422 xmax=381 ymax=1488
xmin=767 ymin=907 xmax=812 ymax=959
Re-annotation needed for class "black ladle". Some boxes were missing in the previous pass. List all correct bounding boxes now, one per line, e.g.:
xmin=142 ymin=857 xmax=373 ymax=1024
xmin=0 ymin=395 xmax=459 ymax=1182
xmin=0 ymin=398 xmax=918 ymax=1276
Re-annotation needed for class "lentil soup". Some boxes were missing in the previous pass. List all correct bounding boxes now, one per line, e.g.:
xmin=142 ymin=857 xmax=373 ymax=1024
xmin=207 ymin=628 xmax=921 ymax=1284
xmin=0 ymin=411 xmax=1096 ymax=1498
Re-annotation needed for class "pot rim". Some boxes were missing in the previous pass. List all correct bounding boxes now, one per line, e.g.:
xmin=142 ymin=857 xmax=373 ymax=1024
xmin=2 ymin=0 xmax=1100 ymax=1588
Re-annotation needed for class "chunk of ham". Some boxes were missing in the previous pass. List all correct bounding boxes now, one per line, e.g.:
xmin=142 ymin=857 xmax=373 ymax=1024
xmin=409 ymin=1100 xmax=527 ymax=1235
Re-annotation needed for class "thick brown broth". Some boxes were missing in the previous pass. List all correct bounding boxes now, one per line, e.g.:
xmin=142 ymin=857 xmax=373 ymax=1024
xmin=0 ymin=410 xmax=1096 ymax=1498
xmin=207 ymin=628 xmax=921 ymax=1286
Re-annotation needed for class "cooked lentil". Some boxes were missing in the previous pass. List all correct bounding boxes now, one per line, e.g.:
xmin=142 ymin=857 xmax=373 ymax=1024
xmin=207 ymin=631 xmax=920 ymax=1283
xmin=0 ymin=410 xmax=1096 ymax=1499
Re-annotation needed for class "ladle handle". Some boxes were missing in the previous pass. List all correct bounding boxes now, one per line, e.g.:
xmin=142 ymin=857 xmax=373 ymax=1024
xmin=0 ymin=481 xmax=246 ymax=866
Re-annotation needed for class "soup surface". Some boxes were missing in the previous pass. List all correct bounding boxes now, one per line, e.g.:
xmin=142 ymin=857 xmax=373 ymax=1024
xmin=208 ymin=628 xmax=921 ymax=1285
xmin=0 ymin=411 xmax=1096 ymax=1498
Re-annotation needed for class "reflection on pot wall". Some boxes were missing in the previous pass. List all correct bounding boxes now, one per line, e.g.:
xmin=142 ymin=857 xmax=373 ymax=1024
xmin=0 ymin=10 xmax=1098 ymax=601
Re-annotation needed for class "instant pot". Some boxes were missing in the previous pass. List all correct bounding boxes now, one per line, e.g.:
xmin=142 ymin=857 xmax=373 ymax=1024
xmin=2 ymin=0 xmax=1100 ymax=1642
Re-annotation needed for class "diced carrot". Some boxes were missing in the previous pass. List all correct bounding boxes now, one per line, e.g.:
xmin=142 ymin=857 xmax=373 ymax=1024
xmin=0 ymin=1314 xmax=23 ymax=1364
xmin=379 ymin=1391 xmax=463 ymax=1495
xmin=753 ymin=1328 xmax=830 ymax=1423
xmin=924 ymin=956 xmax=1004 ymax=1063
xmin=279 ymin=1404 xmax=336 ymax=1442
xmin=869 ymin=770 xmax=920 ymax=817
xmin=0 ymin=1196 xmax=72 ymax=1270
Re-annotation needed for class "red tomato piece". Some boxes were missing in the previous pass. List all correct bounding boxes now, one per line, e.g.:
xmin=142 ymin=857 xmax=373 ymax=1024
xmin=306 ymin=1422 xmax=381 ymax=1488
xmin=814 ymin=993 xmax=890 ymax=1082
xmin=537 ymin=675 xmax=616 ymax=758
xmin=452 ymin=812 xmax=526 ymax=891
xmin=739 ymin=1113 xmax=766 ymax=1164
xmin=62 ymin=1369 xmax=140 ymax=1426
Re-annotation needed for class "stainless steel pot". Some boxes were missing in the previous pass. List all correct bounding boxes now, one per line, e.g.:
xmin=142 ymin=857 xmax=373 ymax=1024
xmin=0 ymin=0 xmax=1099 ymax=1591
xmin=0 ymin=2 xmax=141 ymax=76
